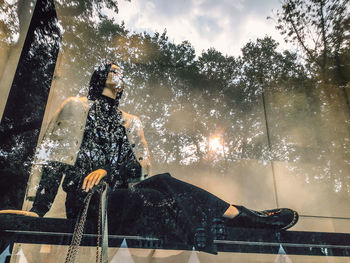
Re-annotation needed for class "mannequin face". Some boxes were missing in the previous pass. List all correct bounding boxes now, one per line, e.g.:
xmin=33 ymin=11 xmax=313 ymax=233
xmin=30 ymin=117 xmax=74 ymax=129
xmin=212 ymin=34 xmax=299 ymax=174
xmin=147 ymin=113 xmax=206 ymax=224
xmin=102 ymin=64 xmax=123 ymax=99
xmin=105 ymin=64 xmax=123 ymax=92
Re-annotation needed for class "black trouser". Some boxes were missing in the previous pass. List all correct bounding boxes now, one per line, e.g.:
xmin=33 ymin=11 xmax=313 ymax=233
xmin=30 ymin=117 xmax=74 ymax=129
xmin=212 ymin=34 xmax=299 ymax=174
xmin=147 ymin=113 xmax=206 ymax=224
xmin=32 ymin=169 xmax=230 ymax=244
xmin=65 ymin=173 xmax=230 ymax=243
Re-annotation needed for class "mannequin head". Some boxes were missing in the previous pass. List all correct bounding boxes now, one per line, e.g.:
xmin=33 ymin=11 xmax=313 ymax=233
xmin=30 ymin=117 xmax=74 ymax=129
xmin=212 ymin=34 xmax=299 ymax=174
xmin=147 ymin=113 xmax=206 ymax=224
xmin=88 ymin=63 xmax=124 ymax=101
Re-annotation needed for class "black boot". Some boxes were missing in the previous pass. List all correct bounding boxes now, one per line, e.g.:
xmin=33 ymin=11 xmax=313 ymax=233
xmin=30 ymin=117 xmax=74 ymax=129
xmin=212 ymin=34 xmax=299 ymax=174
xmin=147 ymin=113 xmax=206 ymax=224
xmin=224 ymin=205 xmax=298 ymax=230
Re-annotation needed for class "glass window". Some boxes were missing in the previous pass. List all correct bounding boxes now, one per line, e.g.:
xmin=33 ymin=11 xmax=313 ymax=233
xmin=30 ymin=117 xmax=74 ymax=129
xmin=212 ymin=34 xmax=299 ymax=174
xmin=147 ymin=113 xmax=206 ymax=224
xmin=1 ymin=0 xmax=349 ymax=262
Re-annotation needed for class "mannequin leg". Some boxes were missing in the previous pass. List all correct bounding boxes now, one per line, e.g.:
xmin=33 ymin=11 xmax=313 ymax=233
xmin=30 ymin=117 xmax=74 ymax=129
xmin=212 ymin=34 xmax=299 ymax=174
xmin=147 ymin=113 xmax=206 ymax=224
xmin=135 ymin=173 xmax=298 ymax=230
xmin=134 ymin=173 xmax=230 ymax=231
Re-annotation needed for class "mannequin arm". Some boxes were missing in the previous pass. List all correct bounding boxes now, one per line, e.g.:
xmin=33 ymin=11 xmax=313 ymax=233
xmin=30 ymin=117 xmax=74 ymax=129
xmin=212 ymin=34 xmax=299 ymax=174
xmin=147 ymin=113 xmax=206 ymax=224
xmin=30 ymin=162 xmax=66 ymax=217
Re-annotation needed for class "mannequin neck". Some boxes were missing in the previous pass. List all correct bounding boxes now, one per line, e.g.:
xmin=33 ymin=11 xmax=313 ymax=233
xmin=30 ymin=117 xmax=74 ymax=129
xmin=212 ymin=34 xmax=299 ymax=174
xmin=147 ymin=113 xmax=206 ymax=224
xmin=101 ymin=87 xmax=117 ymax=99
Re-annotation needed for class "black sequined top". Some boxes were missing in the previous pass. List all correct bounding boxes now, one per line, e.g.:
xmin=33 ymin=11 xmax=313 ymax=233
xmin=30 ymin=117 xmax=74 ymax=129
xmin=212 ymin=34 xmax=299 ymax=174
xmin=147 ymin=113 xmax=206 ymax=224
xmin=62 ymin=95 xmax=141 ymax=193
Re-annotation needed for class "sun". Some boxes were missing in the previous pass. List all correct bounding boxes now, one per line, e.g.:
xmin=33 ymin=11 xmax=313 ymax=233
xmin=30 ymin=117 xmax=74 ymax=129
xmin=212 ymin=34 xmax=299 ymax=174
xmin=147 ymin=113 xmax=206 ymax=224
xmin=209 ymin=136 xmax=223 ymax=152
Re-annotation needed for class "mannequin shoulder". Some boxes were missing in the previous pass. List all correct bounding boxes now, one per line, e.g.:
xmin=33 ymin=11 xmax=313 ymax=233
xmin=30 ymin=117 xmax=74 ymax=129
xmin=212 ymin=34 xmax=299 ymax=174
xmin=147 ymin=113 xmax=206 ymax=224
xmin=120 ymin=109 xmax=141 ymax=123
xmin=59 ymin=96 xmax=91 ymax=112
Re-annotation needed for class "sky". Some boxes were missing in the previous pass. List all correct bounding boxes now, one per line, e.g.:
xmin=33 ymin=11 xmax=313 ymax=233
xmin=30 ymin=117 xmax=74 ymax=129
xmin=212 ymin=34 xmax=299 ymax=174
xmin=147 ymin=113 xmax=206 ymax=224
xmin=113 ymin=0 xmax=293 ymax=57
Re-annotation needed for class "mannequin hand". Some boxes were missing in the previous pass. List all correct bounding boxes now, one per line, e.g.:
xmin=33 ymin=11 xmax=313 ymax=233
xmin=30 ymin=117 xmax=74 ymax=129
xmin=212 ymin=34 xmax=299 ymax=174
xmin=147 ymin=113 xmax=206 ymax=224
xmin=82 ymin=169 xmax=107 ymax=192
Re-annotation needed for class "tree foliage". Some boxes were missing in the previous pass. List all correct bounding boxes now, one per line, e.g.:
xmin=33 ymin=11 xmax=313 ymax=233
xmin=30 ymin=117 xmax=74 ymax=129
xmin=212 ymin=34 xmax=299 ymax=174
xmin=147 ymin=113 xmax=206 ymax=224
xmin=0 ymin=0 xmax=349 ymax=211
xmin=275 ymin=0 xmax=350 ymax=84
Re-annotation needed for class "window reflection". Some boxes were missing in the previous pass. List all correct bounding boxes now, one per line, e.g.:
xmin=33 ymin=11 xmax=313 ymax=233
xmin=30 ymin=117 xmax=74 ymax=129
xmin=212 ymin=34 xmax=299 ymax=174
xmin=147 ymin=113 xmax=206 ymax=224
xmin=0 ymin=0 xmax=349 ymax=262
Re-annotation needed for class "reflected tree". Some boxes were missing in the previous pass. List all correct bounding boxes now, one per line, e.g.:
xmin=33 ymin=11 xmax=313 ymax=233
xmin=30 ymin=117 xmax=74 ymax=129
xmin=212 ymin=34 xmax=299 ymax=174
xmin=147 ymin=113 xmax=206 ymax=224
xmin=274 ymin=0 xmax=350 ymax=192
xmin=1 ymin=0 xmax=349 ymax=214
xmin=275 ymin=0 xmax=350 ymax=85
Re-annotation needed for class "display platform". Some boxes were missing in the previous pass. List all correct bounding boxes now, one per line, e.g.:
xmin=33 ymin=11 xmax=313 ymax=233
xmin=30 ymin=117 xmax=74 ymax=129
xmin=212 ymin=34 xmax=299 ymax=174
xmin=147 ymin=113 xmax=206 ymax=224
xmin=0 ymin=214 xmax=349 ymax=257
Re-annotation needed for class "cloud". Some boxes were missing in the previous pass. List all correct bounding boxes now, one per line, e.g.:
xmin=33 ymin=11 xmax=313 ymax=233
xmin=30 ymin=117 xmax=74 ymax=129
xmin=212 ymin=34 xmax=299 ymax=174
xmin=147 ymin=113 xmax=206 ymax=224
xmin=114 ymin=0 xmax=291 ymax=57
xmin=147 ymin=0 xmax=194 ymax=18
xmin=193 ymin=16 xmax=223 ymax=39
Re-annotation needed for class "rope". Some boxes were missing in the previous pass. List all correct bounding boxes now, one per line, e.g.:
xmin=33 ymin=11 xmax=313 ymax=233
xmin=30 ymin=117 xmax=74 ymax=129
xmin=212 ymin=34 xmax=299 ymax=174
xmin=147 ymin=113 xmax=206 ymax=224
xmin=64 ymin=182 xmax=108 ymax=263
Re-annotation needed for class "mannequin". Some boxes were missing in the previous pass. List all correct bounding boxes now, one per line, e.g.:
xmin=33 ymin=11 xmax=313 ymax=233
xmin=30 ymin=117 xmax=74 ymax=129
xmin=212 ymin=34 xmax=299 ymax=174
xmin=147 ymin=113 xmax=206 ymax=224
xmin=0 ymin=63 xmax=298 ymax=252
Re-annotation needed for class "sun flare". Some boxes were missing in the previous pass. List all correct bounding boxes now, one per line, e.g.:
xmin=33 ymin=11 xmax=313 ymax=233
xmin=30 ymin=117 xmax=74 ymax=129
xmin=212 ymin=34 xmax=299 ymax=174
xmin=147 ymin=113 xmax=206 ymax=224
xmin=209 ymin=136 xmax=223 ymax=152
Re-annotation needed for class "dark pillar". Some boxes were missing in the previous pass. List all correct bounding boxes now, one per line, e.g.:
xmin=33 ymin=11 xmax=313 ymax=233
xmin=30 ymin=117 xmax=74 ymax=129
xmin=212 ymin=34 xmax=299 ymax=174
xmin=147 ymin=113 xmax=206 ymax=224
xmin=0 ymin=0 xmax=61 ymax=209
